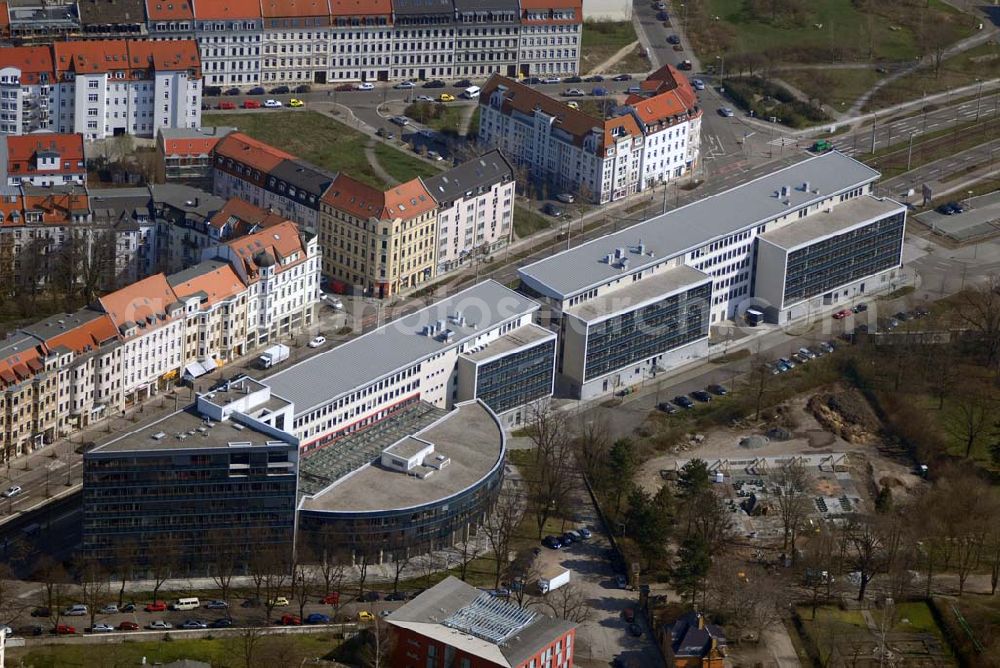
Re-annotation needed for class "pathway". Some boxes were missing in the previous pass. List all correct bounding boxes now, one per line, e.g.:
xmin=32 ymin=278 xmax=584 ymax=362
xmin=588 ymin=40 xmax=640 ymax=75
xmin=363 ymin=138 xmax=399 ymax=187
xmin=456 ymin=103 xmax=478 ymax=137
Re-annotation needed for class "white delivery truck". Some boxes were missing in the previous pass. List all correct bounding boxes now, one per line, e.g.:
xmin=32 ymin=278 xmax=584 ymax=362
xmin=538 ymin=566 xmax=571 ymax=594
xmin=258 ymin=344 xmax=290 ymax=369
xmin=463 ymin=85 xmax=481 ymax=99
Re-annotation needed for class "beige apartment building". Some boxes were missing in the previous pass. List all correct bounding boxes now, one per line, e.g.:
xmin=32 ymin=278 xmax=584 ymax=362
xmin=320 ymin=174 xmax=439 ymax=298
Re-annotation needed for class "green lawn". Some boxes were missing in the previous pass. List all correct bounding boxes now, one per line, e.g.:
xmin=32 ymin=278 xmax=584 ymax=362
xmin=204 ymin=111 xmax=435 ymax=189
xmin=688 ymin=0 xmax=973 ymax=65
xmin=778 ymin=67 xmax=879 ymax=110
xmin=581 ymin=20 xmax=638 ymax=74
xmin=605 ymin=44 xmax=652 ymax=75
xmin=513 ymin=206 xmax=554 ymax=239
xmin=10 ymin=633 xmax=341 ymax=668
xmin=865 ymin=41 xmax=1000 ymax=111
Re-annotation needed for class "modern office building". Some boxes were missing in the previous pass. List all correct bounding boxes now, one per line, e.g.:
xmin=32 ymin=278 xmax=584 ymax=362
xmin=478 ymin=67 xmax=701 ymax=203
xmin=424 ymin=149 xmax=515 ymax=274
xmin=388 ymin=576 xmax=578 ymax=668
xmin=82 ymin=380 xmax=300 ymax=568
xmin=518 ymin=151 xmax=905 ymax=398
xmin=0 ymin=39 xmax=202 ymax=139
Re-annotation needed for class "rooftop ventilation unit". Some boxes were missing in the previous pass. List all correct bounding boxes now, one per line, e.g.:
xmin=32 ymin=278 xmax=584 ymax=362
xmin=615 ymin=247 xmax=626 ymax=259
xmin=636 ymin=240 xmax=646 ymax=254
xmin=619 ymin=258 xmax=630 ymax=270
xmin=151 ymin=431 xmax=166 ymax=440
xmin=604 ymin=253 xmax=614 ymax=264
xmin=779 ymin=185 xmax=790 ymax=197
xmin=802 ymin=181 xmax=810 ymax=192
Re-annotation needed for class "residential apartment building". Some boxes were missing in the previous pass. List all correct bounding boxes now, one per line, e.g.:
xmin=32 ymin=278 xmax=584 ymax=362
xmin=479 ymin=70 xmax=702 ymax=203
xmin=391 ymin=0 xmax=456 ymax=81
xmin=516 ymin=0 xmax=582 ymax=78
xmin=453 ymin=0 xmax=520 ymax=79
xmin=517 ymin=151 xmax=906 ymax=399
xmin=0 ymin=133 xmax=86 ymax=187
xmin=261 ymin=0 xmax=331 ymax=85
xmin=156 ymin=126 xmax=235 ymax=185
xmin=0 ymin=214 xmax=319 ymax=462
xmin=211 ymin=131 xmax=334 ymax=232
xmin=0 ymin=39 xmax=202 ymax=139
xmin=320 ymin=173 xmax=438 ymax=298
xmin=423 ymin=149 xmax=514 ymax=274
xmin=329 ymin=0 xmax=393 ymax=83
xmin=388 ymin=577 xmax=577 ymax=668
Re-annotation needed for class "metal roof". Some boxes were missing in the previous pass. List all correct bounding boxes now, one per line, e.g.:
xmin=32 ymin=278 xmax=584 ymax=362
xmin=263 ymin=280 xmax=540 ymax=415
xmin=518 ymin=151 xmax=881 ymax=300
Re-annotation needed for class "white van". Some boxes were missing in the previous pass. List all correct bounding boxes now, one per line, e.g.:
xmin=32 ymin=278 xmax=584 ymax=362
xmin=171 ymin=597 xmax=200 ymax=611
xmin=462 ymin=85 xmax=481 ymax=99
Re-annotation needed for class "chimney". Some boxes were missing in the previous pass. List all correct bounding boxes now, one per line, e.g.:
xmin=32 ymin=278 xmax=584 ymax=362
xmin=697 ymin=613 xmax=705 ymax=630
xmin=779 ymin=185 xmax=790 ymax=198
xmin=802 ymin=181 xmax=810 ymax=192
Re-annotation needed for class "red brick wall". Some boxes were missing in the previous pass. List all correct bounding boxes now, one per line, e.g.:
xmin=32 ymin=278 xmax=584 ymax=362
xmin=390 ymin=626 xmax=577 ymax=668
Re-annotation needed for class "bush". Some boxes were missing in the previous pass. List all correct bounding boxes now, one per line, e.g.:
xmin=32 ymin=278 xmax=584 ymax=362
xmin=721 ymin=76 xmax=830 ymax=128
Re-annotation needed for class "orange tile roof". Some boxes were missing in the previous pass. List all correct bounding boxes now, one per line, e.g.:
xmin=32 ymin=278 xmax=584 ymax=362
xmin=0 ymin=197 xmax=23 ymax=225
xmin=0 ymin=347 xmax=42 ymax=387
xmin=480 ymin=75 xmax=639 ymax=152
xmin=214 ymin=132 xmax=296 ymax=175
xmin=209 ymin=197 xmax=288 ymax=233
xmin=98 ymin=274 xmax=179 ymax=333
xmin=145 ymin=0 xmax=194 ymax=20
xmin=224 ymin=220 xmax=306 ymax=277
xmin=193 ymin=0 xmax=262 ymax=19
xmin=323 ymin=173 xmax=437 ymax=221
xmin=38 ymin=40 xmax=202 ymax=80
xmin=262 ymin=0 xmax=330 ymax=18
xmin=44 ymin=313 xmax=118 ymax=354
xmin=625 ymin=64 xmax=700 ymax=127
xmin=170 ymin=263 xmax=246 ymax=307
xmin=126 ymin=40 xmax=201 ymax=77
xmin=0 ymin=2 xmax=9 ymax=31
xmin=330 ymin=0 xmax=390 ymax=16
xmin=0 ymin=46 xmax=54 ymax=84
xmin=6 ymin=133 xmax=85 ymax=176
xmin=163 ymin=136 xmax=221 ymax=158
xmin=23 ymin=192 xmax=90 ymax=224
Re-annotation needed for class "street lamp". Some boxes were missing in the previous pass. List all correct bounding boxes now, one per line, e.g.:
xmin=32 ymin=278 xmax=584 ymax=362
xmin=975 ymin=79 xmax=983 ymax=122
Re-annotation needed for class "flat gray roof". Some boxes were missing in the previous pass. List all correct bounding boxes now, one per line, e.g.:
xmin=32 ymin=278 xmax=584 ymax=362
xmin=386 ymin=436 xmax=432 ymax=459
xmin=263 ymin=280 xmax=540 ymax=415
xmin=88 ymin=406 xmax=292 ymax=454
xmin=423 ymin=150 xmax=513 ymax=205
xmin=460 ymin=323 xmax=554 ymax=363
xmin=518 ymin=151 xmax=881 ymax=300
xmin=759 ymin=196 xmax=903 ymax=251
xmin=565 ymin=264 xmax=710 ymax=323
xmin=299 ymin=400 xmax=502 ymax=512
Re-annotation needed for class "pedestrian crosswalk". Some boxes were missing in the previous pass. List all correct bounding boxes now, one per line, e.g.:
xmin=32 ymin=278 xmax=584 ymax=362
xmin=766 ymin=136 xmax=800 ymax=147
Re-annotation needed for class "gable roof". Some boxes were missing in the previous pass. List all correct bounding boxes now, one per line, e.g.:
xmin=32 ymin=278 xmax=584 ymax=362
xmin=78 ymin=0 xmax=147 ymax=26
xmin=422 ymin=149 xmax=512 ymax=204
xmin=0 ymin=46 xmax=54 ymax=84
xmin=214 ymin=132 xmax=296 ymax=174
xmin=223 ymin=220 xmax=306 ymax=278
xmin=329 ymin=0 xmax=390 ymax=15
xmin=28 ymin=309 xmax=119 ymax=355
xmin=5 ymin=133 xmax=85 ymax=177
xmin=168 ymin=259 xmax=246 ymax=307
xmin=208 ymin=197 xmax=288 ymax=235
xmin=625 ymin=64 xmax=700 ymax=128
xmin=668 ymin=612 xmax=726 ymax=658
xmin=322 ymin=173 xmax=437 ymax=221
xmin=97 ymin=274 xmax=178 ymax=334
xmin=192 ymin=0 xmax=262 ymax=19
xmin=261 ymin=0 xmax=331 ymax=19
xmin=145 ymin=0 xmax=193 ymax=20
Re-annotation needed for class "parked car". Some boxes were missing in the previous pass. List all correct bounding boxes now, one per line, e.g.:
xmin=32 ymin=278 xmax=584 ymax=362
xmin=778 ymin=357 xmax=796 ymax=369
xmin=359 ymin=591 xmax=381 ymax=602
xmin=612 ymin=73 xmax=632 ymax=81
xmin=118 ymin=621 xmax=139 ymax=631
xmin=242 ymin=100 xmax=261 ymax=109
xmin=308 ymin=335 xmax=327 ymax=348
xmin=578 ymin=527 xmax=593 ymax=539
xmin=280 ymin=614 xmax=302 ymax=626
xmin=894 ymin=311 xmax=912 ymax=322
xmin=667 ymin=34 xmax=681 ymax=44
xmin=540 ymin=76 xmax=561 ymax=84
xmin=224 ymin=87 xmax=241 ymax=96
xmin=819 ymin=341 xmax=836 ymax=354
xmin=915 ymin=306 xmax=930 ymax=318
xmin=320 ymin=592 xmax=340 ymax=605
xmin=306 ymin=613 xmax=331 ymax=624
xmin=144 ymin=601 xmax=167 ymax=613
xmin=203 ymin=600 xmax=228 ymax=610
xmin=584 ymin=75 xmax=605 ymax=82
xmin=263 ymin=99 xmax=283 ymax=108
xmin=523 ymin=77 xmax=541 ymax=84
xmin=718 ymin=107 xmax=734 ymax=117
xmin=294 ymin=84 xmax=312 ymax=93
xmin=556 ymin=193 xmax=575 ymax=204
xmin=120 ymin=603 xmax=136 ymax=613
xmin=393 ymin=80 xmax=415 ymax=89
xmin=563 ymin=88 xmax=585 ymax=97
xmin=673 ymin=395 xmax=695 ymax=409
xmin=385 ymin=591 xmax=407 ymax=601
xmin=792 ymin=352 xmax=810 ymax=364
xmin=146 ymin=621 xmax=172 ymax=630
xmin=269 ymin=597 xmax=290 ymax=607
xmin=832 ymin=309 xmax=853 ymax=320
xmin=217 ymin=101 xmax=236 ymax=110
xmin=30 ymin=608 xmax=50 ymax=618
xmin=53 ymin=624 xmax=76 ymax=635
xmin=691 ymin=390 xmax=712 ymax=403
xmin=852 ymin=302 xmax=868 ymax=313
xmin=427 ymin=150 xmax=443 ymax=161
xmin=334 ymin=83 xmax=354 ymax=91
xmin=357 ymin=611 xmax=375 ymax=622
xmin=210 ymin=618 xmax=233 ymax=628
xmin=415 ymin=94 xmax=435 ymax=102
xmin=2 ymin=486 xmax=21 ymax=498
xmin=181 ymin=620 xmax=208 ymax=629
xmin=454 ymin=79 xmax=473 ymax=87
xmin=422 ymin=80 xmax=446 ymax=88
xmin=247 ymin=86 xmax=265 ymax=95
xmin=289 ymin=98 xmax=305 ymax=107
xmin=543 ymin=203 xmax=563 ymax=217
xmin=798 ymin=347 xmax=816 ymax=359
xmin=657 ymin=401 xmax=678 ymax=414
xmin=542 ymin=535 xmax=563 ymax=549
xmin=677 ymin=60 xmax=693 ymax=70
xmin=89 ymin=623 xmax=115 ymax=633
xmin=439 ymin=93 xmax=455 ymax=102
xmin=204 ymin=86 xmax=222 ymax=96
xmin=707 ymin=384 xmax=728 ymax=396
xmin=591 ymin=86 xmax=609 ymax=96
xmin=99 ymin=604 xmax=119 ymax=614
xmin=356 ymin=82 xmax=375 ymax=91
xmin=64 ymin=604 xmax=88 ymax=617
xmin=560 ymin=532 xmax=576 ymax=545
xmin=390 ymin=115 xmax=410 ymax=126
xmin=691 ymin=78 xmax=705 ymax=91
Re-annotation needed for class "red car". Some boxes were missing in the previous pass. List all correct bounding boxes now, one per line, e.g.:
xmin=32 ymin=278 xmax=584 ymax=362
xmin=217 ymin=101 xmax=236 ymax=110
xmin=118 ymin=621 xmax=139 ymax=631
xmin=832 ymin=309 xmax=853 ymax=320
xmin=334 ymin=83 xmax=354 ymax=91
xmin=242 ymin=100 xmax=261 ymax=109
xmin=53 ymin=624 xmax=76 ymax=634
xmin=280 ymin=614 xmax=302 ymax=626
xmin=144 ymin=601 xmax=166 ymax=612
xmin=320 ymin=592 xmax=340 ymax=605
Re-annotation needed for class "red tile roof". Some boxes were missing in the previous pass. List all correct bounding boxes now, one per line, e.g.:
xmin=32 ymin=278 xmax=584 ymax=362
xmin=0 ymin=2 xmax=9 ymax=31
xmin=0 ymin=46 xmax=54 ymax=85
xmin=322 ymin=173 xmax=437 ymax=221
xmin=262 ymin=0 xmax=330 ymax=18
xmin=209 ymin=197 xmax=288 ymax=234
xmin=625 ymin=64 xmax=700 ymax=127
xmin=171 ymin=263 xmax=246 ymax=307
xmin=224 ymin=220 xmax=307 ymax=278
xmin=6 ymin=133 xmax=85 ymax=177
xmin=145 ymin=0 xmax=194 ymax=20
xmin=330 ymin=0 xmax=390 ymax=16
xmin=214 ymin=132 xmax=296 ymax=175
xmin=162 ymin=134 xmax=226 ymax=158
xmin=98 ymin=274 xmax=178 ymax=333
xmin=2 ymin=41 xmax=201 ymax=82
xmin=23 ymin=192 xmax=90 ymax=224
xmin=193 ymin=0 xmax=262 ymax=19
xmin=44 ymin=313 xmax=119 ymax=354
xmin=0 ymin=347 xmax=42 ymax=387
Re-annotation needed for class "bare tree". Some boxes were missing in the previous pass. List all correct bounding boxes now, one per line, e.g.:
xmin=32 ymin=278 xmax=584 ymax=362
xmin=573 ymin=416 xmax=610 ymax=481
xmin=527 ymin=435 xmax=574 ymax=540
xmin=359 ymin=613 xmax=396 ymax=668
xmin=774 ymin=460 xmax=812 ymax=560
xmin=706 ymin=557 xmax=787 ymax=643
xmin=481 ymin=486 xmax=525 ymax=589
xmin=944 ymin=393 xmax=993 ymax=459
xmin=209 ymin=532 xmax=241 ymax=614
xmin=742 ymin=346 xmax=775 ymax=421
xmin=147 ymin=535 xmax=178 ymax=603
xmin=845 ymin=516 xmax=887 ymax=602
xmin=953 ymin=276 xmax=1000 ymax=370
xmin=76 ymin=556 xmax=110 ymax=632
xmin=34 ymin=556 xmax=70 ymax=631
xmin=390 ymin=551 xmax=411 ymax=596
xmin=231 ymin=624 xmax=266 ymax=668
xmin=292 ymin=557 xmax=318 ymax=621
xmin=454 ymin=531 xmax=482 ymax=583
xmin=110 ymin=539 xmax=137 ymax=609
xmin=541 ymin=583 xmax=592 ymax=624
xmin=257 ymin=547 xmax=291 ymax=624
xmin=525 ymin=400 xmax=569 ymax=465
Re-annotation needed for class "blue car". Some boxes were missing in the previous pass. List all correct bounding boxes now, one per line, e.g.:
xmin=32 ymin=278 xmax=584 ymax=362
xmin=305 ymin=613 xmax=330 ymax=624
xmin=591 ymin=87 xmax=609 ymax=97
xmin=542 ymin=535 xmax=563 ymax=549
